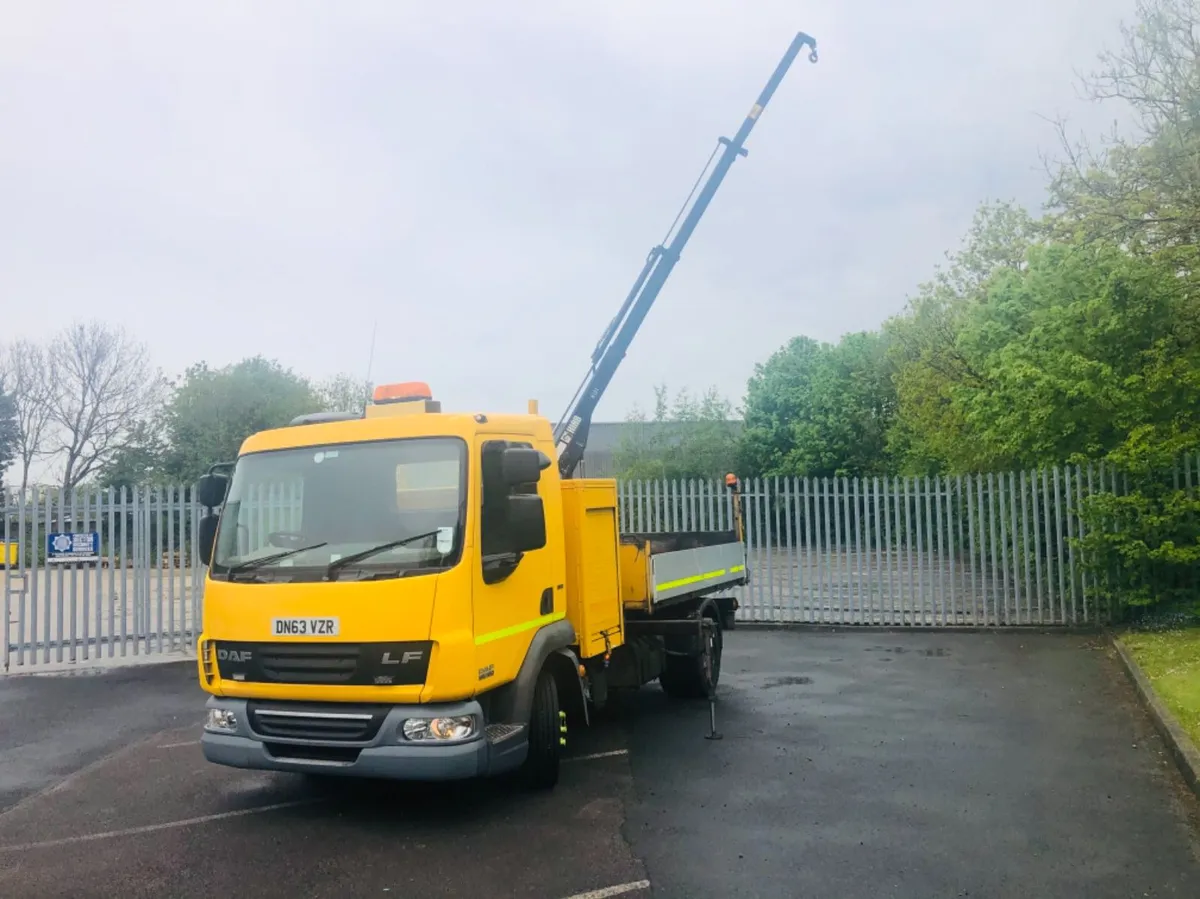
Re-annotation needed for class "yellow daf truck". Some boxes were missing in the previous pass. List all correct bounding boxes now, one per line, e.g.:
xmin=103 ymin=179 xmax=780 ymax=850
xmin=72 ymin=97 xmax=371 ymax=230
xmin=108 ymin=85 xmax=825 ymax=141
xmin=194 ymin=30 xmax=816 ymax=788
xmin=195 ymin=382 xmax=746 ymax=787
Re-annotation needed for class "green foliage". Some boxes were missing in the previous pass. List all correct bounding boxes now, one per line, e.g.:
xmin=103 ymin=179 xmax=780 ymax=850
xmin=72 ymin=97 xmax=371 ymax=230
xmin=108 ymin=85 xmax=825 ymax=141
xmin=740 ymin=331 xmax=895 ymax=478
xmin=95 ymin=420 xmax=172 ymax=491
xmin=882 ymin=200 xmax=1039 ymax=473
xmin=1076 ymin=482 xmax=1200 ymax=620
xmin=315 ymin=374 xmax=373 ymax=414
xmin=612 ymin=385 xmax=740 ymax=481
xmin=1046 ymin=0 xmax=1200 ymax=264
xmin=161 ymin=357 xmax=319 ymax=484
xmin=96 ymin=357 xmax=320 ymax=489
xmin=951 ymin=240 xmax=1197 ymax=469
xmin=0 ymin=383 xmax=17 ymax=490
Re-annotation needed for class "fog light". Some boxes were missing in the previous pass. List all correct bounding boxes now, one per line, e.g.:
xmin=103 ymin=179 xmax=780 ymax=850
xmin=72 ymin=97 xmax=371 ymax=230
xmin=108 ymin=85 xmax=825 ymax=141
xmin=205 ymin=708 xmax=238 ymax=733
xmin=401 ymin=715 xmax=476 ymax=741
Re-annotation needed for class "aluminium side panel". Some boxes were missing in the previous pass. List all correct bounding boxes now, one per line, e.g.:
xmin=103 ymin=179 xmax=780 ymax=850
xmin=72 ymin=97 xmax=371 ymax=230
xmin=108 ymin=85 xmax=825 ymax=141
xmin=649 ymin=540 xmax=748 ymax=605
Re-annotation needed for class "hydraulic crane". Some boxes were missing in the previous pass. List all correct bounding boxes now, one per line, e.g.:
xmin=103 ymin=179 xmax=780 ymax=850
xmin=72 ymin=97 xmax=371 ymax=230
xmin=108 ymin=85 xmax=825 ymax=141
xmin=552 ymin=31 xmax=819 ymax=479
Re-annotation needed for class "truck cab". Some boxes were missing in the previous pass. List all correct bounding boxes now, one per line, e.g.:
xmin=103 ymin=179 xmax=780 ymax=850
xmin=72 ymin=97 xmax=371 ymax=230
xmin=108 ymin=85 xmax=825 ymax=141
xmin=196 ymin=382 xmax=591 ymax=787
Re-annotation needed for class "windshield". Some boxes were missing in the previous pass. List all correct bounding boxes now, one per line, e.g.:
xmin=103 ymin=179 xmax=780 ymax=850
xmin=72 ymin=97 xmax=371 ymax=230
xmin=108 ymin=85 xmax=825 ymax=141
xmin=210 ymin=436 xmax=467 ymax=582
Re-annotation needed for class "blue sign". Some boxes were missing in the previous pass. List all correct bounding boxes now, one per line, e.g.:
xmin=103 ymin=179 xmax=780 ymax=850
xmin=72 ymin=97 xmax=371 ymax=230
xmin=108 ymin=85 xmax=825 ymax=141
xmin=46 ymin=531 xmax=100 ymax=563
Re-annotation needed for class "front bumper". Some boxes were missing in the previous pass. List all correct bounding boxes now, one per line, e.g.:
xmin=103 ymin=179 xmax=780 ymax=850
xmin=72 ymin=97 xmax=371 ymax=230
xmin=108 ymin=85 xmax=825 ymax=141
xmin=200 ymin=695 xmax=528 ymax=782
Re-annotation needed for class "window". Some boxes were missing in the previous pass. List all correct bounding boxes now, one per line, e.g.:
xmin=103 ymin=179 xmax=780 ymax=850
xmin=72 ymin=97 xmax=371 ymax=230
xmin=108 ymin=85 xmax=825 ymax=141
xmin=210 ymin=437 xmax=467 ymax=582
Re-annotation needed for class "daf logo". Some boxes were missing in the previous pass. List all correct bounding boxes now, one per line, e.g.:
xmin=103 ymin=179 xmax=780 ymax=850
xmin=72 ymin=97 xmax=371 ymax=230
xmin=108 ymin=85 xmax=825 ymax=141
xmin=217 ymin=649 xmax=252 ymax=663
xmin=380 ymin=650 xmax=424 ymax=665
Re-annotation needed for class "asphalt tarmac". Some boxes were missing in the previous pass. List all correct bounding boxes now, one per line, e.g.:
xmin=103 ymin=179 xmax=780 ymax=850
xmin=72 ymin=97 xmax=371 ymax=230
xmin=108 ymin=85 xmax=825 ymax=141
xmin=1 ymin=629 xmax=1198 ymax=898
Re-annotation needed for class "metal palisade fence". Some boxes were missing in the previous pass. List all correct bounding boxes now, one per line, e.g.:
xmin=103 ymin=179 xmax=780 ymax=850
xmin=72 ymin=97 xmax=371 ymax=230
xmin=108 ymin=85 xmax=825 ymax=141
xmin=1 ymin=461 xmax=1173 ymax=668
xmin=617 ymin=466 xmax=1139 ymax=628
xmin=2 ymin=485 xmax=204 ymax=670
xmin=0 ymin=482 xmax=310 ymax=671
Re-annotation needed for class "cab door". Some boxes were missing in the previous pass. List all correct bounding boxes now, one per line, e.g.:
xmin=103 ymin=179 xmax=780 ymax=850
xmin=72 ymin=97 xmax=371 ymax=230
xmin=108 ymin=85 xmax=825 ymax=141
xmin=471 ymin=436 xmax=562 ymax=687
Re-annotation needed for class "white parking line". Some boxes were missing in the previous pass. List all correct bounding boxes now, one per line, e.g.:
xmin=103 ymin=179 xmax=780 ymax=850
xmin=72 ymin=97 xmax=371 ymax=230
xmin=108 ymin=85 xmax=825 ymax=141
xmin=564 ymin=749 xmax=628 ymax=762
xmin=158 ymin=740 xmax=199 ymax=749
xmin=560 ymin=880 xmax=651 ymax=899
xmin=0 ymin=799 xmax=322 ymax=852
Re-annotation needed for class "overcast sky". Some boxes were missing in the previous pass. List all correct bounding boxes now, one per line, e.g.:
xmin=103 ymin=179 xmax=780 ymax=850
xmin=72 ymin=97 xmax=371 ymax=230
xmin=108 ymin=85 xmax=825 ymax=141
xmin=2 ymin=0 xmax=1138 ymax=427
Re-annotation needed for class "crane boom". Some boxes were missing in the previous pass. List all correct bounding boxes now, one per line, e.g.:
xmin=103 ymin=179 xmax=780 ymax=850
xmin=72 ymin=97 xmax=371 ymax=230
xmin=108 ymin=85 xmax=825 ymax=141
xmin=552 ymin=30 xmax=819 ymax=479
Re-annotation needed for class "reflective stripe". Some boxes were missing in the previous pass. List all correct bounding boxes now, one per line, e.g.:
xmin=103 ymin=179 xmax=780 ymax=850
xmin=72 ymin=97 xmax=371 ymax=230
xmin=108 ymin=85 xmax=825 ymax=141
xmin=656 ymin=562 xmax=746 ymax=593
xmin=474 ymin=611 xmax=565 ymax=646
xmin=656 ymin=569 xmax=722 ymax=592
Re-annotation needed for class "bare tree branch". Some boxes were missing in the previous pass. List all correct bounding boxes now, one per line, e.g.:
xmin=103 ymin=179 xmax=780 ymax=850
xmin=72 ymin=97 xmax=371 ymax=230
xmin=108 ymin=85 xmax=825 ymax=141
xmin=45 ymin=321 xmax=166 ymax=489
xmin=0 ymin=339 xmax=55 ymax=492
xmin=1047 ymin=0 xmax=1200 ymax=255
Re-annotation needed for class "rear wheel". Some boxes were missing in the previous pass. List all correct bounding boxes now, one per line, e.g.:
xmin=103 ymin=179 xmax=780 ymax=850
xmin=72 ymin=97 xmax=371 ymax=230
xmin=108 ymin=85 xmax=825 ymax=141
xmin=518 ymin=667 xmax=562 ymax=789
xmin=659 ymin=615 xmax=722 ymax=699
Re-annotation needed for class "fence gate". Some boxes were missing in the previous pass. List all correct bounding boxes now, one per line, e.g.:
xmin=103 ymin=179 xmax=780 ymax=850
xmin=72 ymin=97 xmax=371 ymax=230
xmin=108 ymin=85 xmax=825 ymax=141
xmin=617 ymin=471 xmax=1103 ymax=627
xmin=2 ymin=486 xmax=204 ymax=671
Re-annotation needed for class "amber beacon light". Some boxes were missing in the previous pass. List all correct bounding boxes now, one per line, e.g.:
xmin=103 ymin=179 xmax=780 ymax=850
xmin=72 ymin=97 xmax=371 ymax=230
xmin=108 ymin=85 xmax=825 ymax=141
xmin=373 ymin=382 xmax=433 ymax=404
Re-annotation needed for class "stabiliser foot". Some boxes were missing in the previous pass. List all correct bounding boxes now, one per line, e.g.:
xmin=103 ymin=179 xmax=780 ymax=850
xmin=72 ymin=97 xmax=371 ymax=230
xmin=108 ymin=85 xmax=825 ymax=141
xmin=705 ymin=689 xmax=723 ymax=741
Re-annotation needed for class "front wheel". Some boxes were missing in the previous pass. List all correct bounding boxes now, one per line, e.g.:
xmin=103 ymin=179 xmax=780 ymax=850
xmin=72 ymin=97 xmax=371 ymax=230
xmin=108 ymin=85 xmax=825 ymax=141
xmin=518 ymin=667 xmax=562 ymax=790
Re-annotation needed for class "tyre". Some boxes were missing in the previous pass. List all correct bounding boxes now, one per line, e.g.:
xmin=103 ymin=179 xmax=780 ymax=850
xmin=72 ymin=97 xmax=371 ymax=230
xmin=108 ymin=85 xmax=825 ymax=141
xmin=518 ymin=667 xmax=562 ymax=790
xmin=659 ymin=615 xmax=723 ymax=700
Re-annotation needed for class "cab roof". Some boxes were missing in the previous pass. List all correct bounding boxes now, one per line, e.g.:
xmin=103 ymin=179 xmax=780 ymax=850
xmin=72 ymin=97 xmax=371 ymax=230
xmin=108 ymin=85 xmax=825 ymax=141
xmin=238 ymin=410 xmax=555 ymax=456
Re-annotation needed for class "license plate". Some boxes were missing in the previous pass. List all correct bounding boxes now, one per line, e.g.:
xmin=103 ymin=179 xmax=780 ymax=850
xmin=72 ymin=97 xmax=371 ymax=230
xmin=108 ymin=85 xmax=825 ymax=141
xmin=271 ymin=617 xmax=340 ymax=637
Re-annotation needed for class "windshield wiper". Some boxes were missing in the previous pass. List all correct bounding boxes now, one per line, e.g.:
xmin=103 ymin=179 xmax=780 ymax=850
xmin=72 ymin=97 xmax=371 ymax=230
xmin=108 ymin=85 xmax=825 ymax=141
xmin=325 ymin=530 xmax=446 ymax=579
xmin=226 ymin=542 xmax=329 ymax=576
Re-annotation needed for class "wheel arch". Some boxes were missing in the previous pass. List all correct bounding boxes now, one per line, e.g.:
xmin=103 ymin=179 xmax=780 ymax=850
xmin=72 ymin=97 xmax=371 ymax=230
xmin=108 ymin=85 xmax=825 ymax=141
xmin=545 ymin=648 xmax=588 ymax=728
xmin=486 ymin=618 xmax=580 ymax=727
xmin=698 ymin=595 xmax=722 ymax=623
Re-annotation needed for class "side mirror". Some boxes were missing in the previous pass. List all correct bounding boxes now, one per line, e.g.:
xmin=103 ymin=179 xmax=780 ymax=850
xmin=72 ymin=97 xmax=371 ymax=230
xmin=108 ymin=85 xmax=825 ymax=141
xmin=198 ymin=513 xmax=219 ymax=566
xmin=500 ymin=446 xmax=550 ymax=485
xmin=507 ymin=494 xmax=546 ymax=553
xmin=196 ymin=473 xmax=229 ymax=509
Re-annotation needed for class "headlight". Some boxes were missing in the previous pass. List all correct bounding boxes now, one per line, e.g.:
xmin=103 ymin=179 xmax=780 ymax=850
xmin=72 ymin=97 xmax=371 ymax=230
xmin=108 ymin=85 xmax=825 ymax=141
xmin=401 ymin=715 xmax=477 ymax=742
xmin=205 ymin=708 xmax=238 ymax=733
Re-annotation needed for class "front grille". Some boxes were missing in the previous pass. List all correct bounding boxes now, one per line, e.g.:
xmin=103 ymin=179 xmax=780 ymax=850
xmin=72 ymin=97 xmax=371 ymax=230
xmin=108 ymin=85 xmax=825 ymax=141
xmin=258 ymin=644 xmax=359 ymax=684
xmin=263 ymin=742 xmax=361 ymax=765
xmin=247 ymin=700 xmax=387 ymax=743
xmin=213 ymin=640 xmax=433 ymax=686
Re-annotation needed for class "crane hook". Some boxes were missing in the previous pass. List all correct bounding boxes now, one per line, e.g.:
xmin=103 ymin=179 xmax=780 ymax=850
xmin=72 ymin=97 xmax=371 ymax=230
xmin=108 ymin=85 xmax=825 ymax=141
xmin=795 ymin=32 xmax=818 ymax=64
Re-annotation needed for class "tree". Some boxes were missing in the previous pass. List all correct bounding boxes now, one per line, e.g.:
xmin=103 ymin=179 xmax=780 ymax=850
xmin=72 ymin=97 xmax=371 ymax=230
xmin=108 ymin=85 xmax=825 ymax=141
xmin=0 ymin=382 xmax=17 ymax=491
xmin=1047 ymin=0 xmax=1200 ymax=266
xmin=45 ymin=322 xmax=165 ymax=489
xmin=883 ymin=200 xmax=1039 ymax=473
xmin=950 ymin=240 xmax=1199 ymax=470
xmin=0 ymin=340 xmax=53 ymax=491
xmin=95 ymin=419 xmax=172 ymax=491
xmin=159 ymin=356 xmax=319 ymax=483
xmin=739 ymin=336 xmax=822 ymax=476
xmin=612 ymin=385 xmax=741 ymax=481
xmin=314 ymin=374 xmax=372 ymax=414
xmin=740 ymin=332 xmax=896 ymax=479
